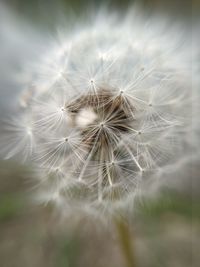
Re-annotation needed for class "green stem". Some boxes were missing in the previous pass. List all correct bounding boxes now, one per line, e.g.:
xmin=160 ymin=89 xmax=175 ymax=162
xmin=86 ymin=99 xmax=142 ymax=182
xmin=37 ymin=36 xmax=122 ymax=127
xmin=114 ymin=218 xmax=136 ymax=267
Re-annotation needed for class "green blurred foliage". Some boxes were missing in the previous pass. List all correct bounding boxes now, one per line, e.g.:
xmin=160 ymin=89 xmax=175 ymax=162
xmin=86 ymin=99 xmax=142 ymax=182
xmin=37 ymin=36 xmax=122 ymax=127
xmin=0 ymin=194 xmax=25 ymax=221
xmin=2 ymin=0 xmax=193 ymax=18
xmin=56 ymin=236 xmax=80 ymax=267
xmin=137 ymin=191 xmax=199 ymax=221
xmin=0 ymin=0 xmax=194 ymax=33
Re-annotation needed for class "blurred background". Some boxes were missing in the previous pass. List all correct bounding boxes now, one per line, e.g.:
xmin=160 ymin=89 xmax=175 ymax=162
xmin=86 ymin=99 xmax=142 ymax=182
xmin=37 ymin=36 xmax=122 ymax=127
xmin=0 ymin=1 xmax=199 ymax=267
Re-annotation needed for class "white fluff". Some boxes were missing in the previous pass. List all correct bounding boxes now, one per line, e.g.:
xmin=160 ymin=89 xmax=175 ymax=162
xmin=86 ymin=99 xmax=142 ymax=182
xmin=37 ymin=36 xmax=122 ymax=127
xmin=0 ymin=5 xmax=198 ymax=218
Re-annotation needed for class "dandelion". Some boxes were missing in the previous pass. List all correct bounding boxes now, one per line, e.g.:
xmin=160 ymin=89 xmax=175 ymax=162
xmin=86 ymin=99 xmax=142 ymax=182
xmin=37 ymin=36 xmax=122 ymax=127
xmin=1 ymin=7 xmax=195 ymax=218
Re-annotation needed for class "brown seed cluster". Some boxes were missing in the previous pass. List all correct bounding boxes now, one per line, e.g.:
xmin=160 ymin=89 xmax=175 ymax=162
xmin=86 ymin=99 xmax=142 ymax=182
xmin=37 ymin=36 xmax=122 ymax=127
xmin=66 ymin=89 xmax=134 ymax=161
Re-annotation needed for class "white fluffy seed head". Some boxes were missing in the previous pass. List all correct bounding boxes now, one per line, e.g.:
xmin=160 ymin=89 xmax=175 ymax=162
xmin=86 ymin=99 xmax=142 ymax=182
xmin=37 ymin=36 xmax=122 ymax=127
xmin=1 ymin=7 xmax=197 ymax=218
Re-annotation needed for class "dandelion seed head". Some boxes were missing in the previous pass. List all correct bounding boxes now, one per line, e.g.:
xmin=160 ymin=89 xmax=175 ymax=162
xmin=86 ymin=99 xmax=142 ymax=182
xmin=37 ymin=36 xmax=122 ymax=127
xmin=1 ymin=6 xmax=197 ymax=218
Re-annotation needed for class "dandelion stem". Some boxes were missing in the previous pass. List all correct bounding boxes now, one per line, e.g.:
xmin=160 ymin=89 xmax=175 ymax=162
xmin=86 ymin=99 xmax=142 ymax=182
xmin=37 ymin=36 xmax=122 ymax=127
xmin=114 ymin=218 xmax=136 ymax=267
